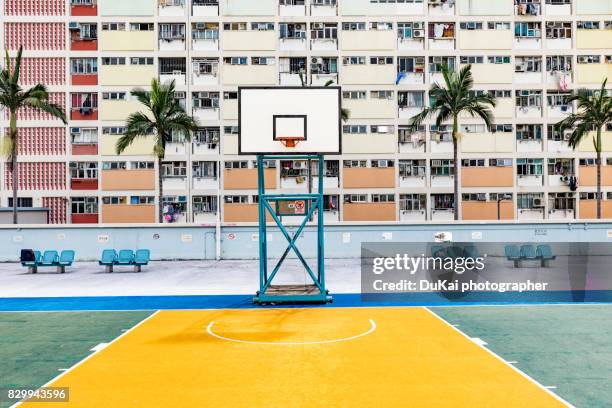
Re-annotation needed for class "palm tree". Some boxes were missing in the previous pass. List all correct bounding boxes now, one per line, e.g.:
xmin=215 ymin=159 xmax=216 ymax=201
xmin=409 ymin=65 xmax=496 ymax=220
xmin=116 ymin=79 xmax=198 ymax=223
xmin=0 ymin=46 xmax=67 ymax=224
xmin=556 ymin=79 xmax=612 ymax=219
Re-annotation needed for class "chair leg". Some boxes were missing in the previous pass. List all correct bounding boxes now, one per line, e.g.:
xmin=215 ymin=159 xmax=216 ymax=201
xmin=105 ymin=265 xmax=113 ymax=273
xmin=514 ymin=260 xmax=519 ymax=268
xmin=29 ymin=266 xmax=37 ymax=274
xmin=134 ymin=265 xmax=141 ymax=273
xmin=57 ymin=266 xmax=65 ymax=273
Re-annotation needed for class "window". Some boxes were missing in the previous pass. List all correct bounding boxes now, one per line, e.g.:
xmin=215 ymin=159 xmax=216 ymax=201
xmin=398 ymin=126 xmax=425 ymax=144
xmin=548 ymin=125 xmax=569 ymax=141
xmin=546 ymin=22 xmax=572 ymax=39
xmin=546 ymin=0 xmax=570 ymax=4
xmin=102 ymin=162 xmax=126 ymax=170
xmin=343 ymin=160 xmax=367 ymax=168
xmin=311 ymin=57 xmax=338 ymax=74
xmin=279 ymin=23 xmax=306 ymax=39
xmin=224 ymin=195 xmax=248 ymax=204
xmin=488 ymin=90 xmax=512 ymax=98
xmin=69 ymin=162 xmax=97 ymax=179
xmin=102 ymin=92 xmax=126 ymax=100
xmin=547 ymin=55 xmax=572 ymax=72
xmin=516 ymin=124 xmax=543 ymax=140
xmin=101 ymin=23 xmax=125 ymax=31
xmin=194 ymin=127 xmax=220 ymax=144
xmin=489 ymin=159 xmax=513 ymax=167
xmin=397 ymin=22 xmax=425 ymax=39
xmin=192 ymin=92 xmax=219 ymax=109
xmin=430 ymin=159 xmax=454 ymax=176
xmin=515 ymin=90 xmax=542 ymax=108
xmin=280 ymin=0 xmax=305 ymax=4
xmin=159 ymin=24 xmax=186 ymax=40
xmin=131 ymin=162 xmax=154 ymax=169
xmin=71 ymin=93 xmax=98 ymax=109
xmin=71 ymin=128 xmax=98 ymax=144
xmin=311 ymin=23 xmax=337 ymax=40
xmin=371 ymin=159 xmax=394 ymax=167
xmin=548 ymin=158 xmax=574 ymax=175
xmin=192 ymin=161 xmax=218 ymax=178
xmin=430 ymin=56 xmax=456 ymax=72
xmin=131 ymin=196 xmax=155 ymax=205
xmin=162 ymin=161 xmax=187 ymax=177
xmin=344 ymin=194 xmax=367 ymax=203
xmin=371 ymin=125 xmax=394 ymax=134
xmin=460 ymin=124 xmax=486 ymax=133
xmin=192 ymin=23 xmax=219 ymax=40
xmin=343 ymin=91 xmax=366 ymax=100
xmin=102 ymin=127 xmax=126 ymax=135
xmin=430 ymin=125 xmax=452 ymax=142
xmin=251 ymin=57 xmax=275 ymax=66
xmin=432 ymin=194 xmax=454 ymax=210
xmin=515 ymin=22 xmax=541 ymax=38
xmin=400 ymin=194 xmax=426 ymax=211
xmin=343 ymin=125 xmax=367 ymax=134
xmin=224 ymin=126 xmax=238 ymax=135
xmin=398 ymin=91 xmax=424 ymax=108
xmin=399 ymin=160 xmax=426 ymax=177
xmin=487 ymin=22 xmax=511 ymax=30
xmin=71 ymin=197 xmax=97 ymax=214
xmin=131 ymin=57 xmax=154 ymax=65
xmin=279 ymin=57 xmax=306 ymax=74
xmin=428 ymin=22 xmax=455 ymax=39
xmin=459 ymin=22 xmax=483 ymax=30
xmin=549 ymin=192 xmax=574 ymax=210
xmin=251 ymin=23 xmax=274 ymax=31
xmin=577 ymin=21 xmax=600 ymax=30
xmin=370 ymin=22 xmax=393 ymax=30
xmin=487 ymin=56 xmax=511 ymax=64
xmin=461 ymin=159 xmax=485 ymax=167
xmin=223 ymin=22 xmax=247 ymax=31
xmin=517 ymin=158 xmax=543 ymax=175
xmin=490 ymin=124 xmax=513 ymax=133
xmin=490 ymin=193 xmax=513 ymax=201
xmin=462 ymin=193 xmax=487 ymax=202
xmin=159 ymin=58 xmax=186 ymax=75
xmin=342 ymin=22 xmax=366 ymax=31
xmin=517 ymin=193 xmax=544 ymax=209
xmin=71 ymin=58 xmax=97 ymax=74
xmin=130 ymin=23 xmax=154 ymax=31
xmin=577 ymin=55 xmax=601 ymax=64
xmin=371 ymin=90 xmax=393 ymax=100
xmin=459 ymin=56 xmax=484 ymax=65
xmin=193 ymin=196 xmax=217 ymax=213
xmin=398 ymin=57 xmax=425 ymax=73
xmin=8 ymin=197 xmax=33 ymax=208
xmin=372 ymin=194 xmax=395 ymax=203
xmin=580 ymin=192 xmax=599 ymax=200
xmin=370 ymin=56 xmax=394 ymax=65
xmin=101 ymin=57 xmax=125 ymax=66
xmin=225 ymin=161 xmax=248 ymax=169
xmin=193 ymin=58 xmax=219 ymax=75
xmin=579 ymin=158 xmax=596 ymax=166
xmin=547 ymin=91 xmax=571 ymax=108
xmin=343 ymin=56 xmax=365 ymax=66
xmin=515 ymin=56 xmax=542 ymax=72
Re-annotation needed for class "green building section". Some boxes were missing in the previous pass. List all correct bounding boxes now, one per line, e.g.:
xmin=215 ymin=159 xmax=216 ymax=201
xmin=0 ymin=311 xmax=152 ymax=408
xmin=432 ymin=305 xmax=612 ymax=408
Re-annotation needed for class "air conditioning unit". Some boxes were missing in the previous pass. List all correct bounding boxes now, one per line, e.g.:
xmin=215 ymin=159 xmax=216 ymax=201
xmin=294 ymin=161 xmax=306 ymax=169
xmin=515 ymin=64 xmax=526 ymax=72
xmin=377 ymin=160 xmax=388 ymax=168
xmin=413 ymin=29 xmax=424 ymax=38
xmin=414 ymin=22 xmax=424 ymax=30
xmin=70 ymin=127 xmax=81 ymax=134
xmin=311 ymin=57 xmax=322 ymax=64
xmin=533 ymin=198 xmax=544 ymax=207
xmin=195 ymin=22 xmax=206 ymax=30
xmin=296 ymin=24 xmax=304 ymax=30
xmin=578 ymin=56 xmax=588 ymax=63
xmin=312 ymin=23 xmax=324 ymax=29
xmin=69 ymin=22 xmax=79 ymax=30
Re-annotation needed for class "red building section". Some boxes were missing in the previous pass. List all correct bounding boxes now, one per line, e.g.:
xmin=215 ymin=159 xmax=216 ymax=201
xmin=4 ymin=23 xmax=65 ymax=50
xmin=72 ymin=74 xmax=98 ymax=86
xmin=43 ymin=197 xmax=67 ymax=224
xmin=72 ymin=144 xmax=98 ymax=155
xmin=4 ymin=0 xmax=65 ymax=16
xmin=4 ymin=93 xmax=66 ymax=122
xmin=14 ymin=58 xmax=65 ymax=86
xmin=4 ymin=162 xmax=67 ymax=191
xmin=71 ymin=3 xmax=98 ymax=16
xmin=14 ymin=127 xmax=66 ymax=156
xmin=72 ymin=213 xmax=98 ymax=224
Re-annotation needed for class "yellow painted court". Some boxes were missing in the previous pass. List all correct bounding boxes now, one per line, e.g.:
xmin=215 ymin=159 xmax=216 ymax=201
xmin=23 ymin=307 xmax=564 ymax=407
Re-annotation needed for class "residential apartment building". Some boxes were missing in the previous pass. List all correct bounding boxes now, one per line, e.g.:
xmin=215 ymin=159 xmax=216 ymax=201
xmin=0 ymin=0 xmax=611 ymax=224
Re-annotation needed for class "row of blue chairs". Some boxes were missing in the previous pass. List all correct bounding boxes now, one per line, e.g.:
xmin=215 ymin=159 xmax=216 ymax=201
xmin=431 ymin=245 xmax=480 ymax=260
xmin=505 ymin=244 xmax=556 ymax=267
xmin=99 ymin=249 xmax=150 ymax=273
xmin=20 ymin=250 xmax=75 ymax=273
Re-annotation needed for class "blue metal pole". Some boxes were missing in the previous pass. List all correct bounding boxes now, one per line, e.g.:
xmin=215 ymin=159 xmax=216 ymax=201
xmin=257 ymin=155 xmax=268 ymax=294
xmin=317 ymin=155 xmax=325 ymax=288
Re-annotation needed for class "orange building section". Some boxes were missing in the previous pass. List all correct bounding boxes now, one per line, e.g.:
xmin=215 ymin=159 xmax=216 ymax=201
xmin=101 ymin=170 xmax=155 ymax=191
xmin=462 ymin=202 xmax=514 ymax=220
xmin=71 ymin=179 xmax=98 ymax=190
xmin=71 ymin=4 xmax=98 ymax=16
xmin=71 ymin=109 xmax=98 ymax=121
xmin=579 ymin=200 xmax=612 ymax=219
xmin=343 ymin=203 xmax=396 ymax=221
xmin=224 ymin=168 xmax=276 ymax=190
xmin=343 ymin=168 xmax=395 ymax=189
xmin=71 ymin=39 xmax=97 ymax=51
xmin=101 ymin=204 xmax=155 ymax=223
xmin=461 ymin=167 xmax=514 ymax=188
xmin=579 ymin=166 xmax=612 ymax=187
xmin=223 ymin=203 xmax=273 ymax=223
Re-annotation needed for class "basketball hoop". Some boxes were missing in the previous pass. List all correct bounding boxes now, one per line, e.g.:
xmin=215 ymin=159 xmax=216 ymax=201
xmin=277 ymin=136 xmax=303 ymax=148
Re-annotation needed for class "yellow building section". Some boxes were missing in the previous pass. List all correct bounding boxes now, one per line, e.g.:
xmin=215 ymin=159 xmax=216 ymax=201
xmin=100 ymin=134 xmax=155 ymax=156
xmin=343 ymin=133 xmax=396 ymax=153
xmin=341 ymin=30 xmax=396 ymax=51
xmin=468 ymin=64 xmax=514 ymax=85
xmin=99 ymin=66 xmax=156 ymax=86
xmin=576 ymin=64 xmax=612 ymax=85
xmin=343 ymin=98 xmax=396 ymax=119
xmin=24 ymin=307 xmax=563 ymax=408
xmin=458 ymin=30 xmax=513 ymax=50
xmin=576 ymin=131 xmax=612 ymax=152
xmin=576 ymin=30 xmax=612 ymax=49
xmin=100 ymin=100 xmax=145 ymax=121
xmin=100 ymin=31 xmax=156 ymax=51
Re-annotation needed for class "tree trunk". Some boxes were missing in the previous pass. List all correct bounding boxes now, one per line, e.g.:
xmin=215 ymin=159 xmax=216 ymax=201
xmin=158 ymin=155 xmax=164 ymax=223
xmin=10 ymin=112 xmax=18 ymax=224
xmin=452 ymin=116 xmax=459 ymax=221
xmin=596 ymin=127 xmax=602 ymax=219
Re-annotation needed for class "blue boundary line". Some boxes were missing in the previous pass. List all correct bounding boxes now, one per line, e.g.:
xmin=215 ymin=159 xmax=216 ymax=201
xmin=1 ymin=291 xmax=611 ymax=311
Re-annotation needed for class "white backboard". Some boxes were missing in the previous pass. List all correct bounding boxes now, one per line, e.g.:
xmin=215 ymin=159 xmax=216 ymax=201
xmin=239 ymin=87 xmax=342 ymax=155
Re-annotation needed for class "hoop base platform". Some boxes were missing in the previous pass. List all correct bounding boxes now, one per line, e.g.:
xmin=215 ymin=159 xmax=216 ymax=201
xmin=253 ymin=285 xmax=332 ymax=305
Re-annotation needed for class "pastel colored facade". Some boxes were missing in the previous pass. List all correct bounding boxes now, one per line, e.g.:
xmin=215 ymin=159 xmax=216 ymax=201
xmin=0 ymin=0 xmax=611 ymax=225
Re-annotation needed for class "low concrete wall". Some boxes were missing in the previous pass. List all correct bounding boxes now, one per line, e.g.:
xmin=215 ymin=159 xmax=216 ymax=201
xmin=2 ymin=222 xmax=612 ymax=262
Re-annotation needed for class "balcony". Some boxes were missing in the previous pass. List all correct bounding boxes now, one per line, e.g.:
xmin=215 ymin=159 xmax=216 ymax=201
xmin=428 ymin=0 xmax=455 ymax=16
xmin=517 ymin=174 xmax=543 ymax=187
xmin=430 ymin=208 xmax=454 ymax=221
xmin=398 ymin=130 xmax=426 ymax=154
xmin=159 ymin=59 xmax=187 ymax=86
xmin=310 ymin=0 xmax=337 ymax=16
xmin=343 ymin=167 xmax=395 ymax=189
xmin=428 ymin=23 xmax=455 ymax=50
xmin=343 ymin=203 xmax=396 ymax=222
xmin=159 ymin=0 xmax=185 ymax=16
xmin=192 ymin=129 xmax=220 ymax=155
xmin=69 ymin=24 xmax=98 ymax=51
xmin=546 ymin=1 xmax=571 ymax=15
xmin=518 ymin=207 xmax=544 ymax=220
xmin=280 ymin=1 xmax=306 ymax=16
xmin=71 ymin=128 xmax=98 ymax=155
xmin=101 ymin=169 xmax=155 ymax=191
xmin=280 ymin=33 xmax=307 ymax=52
xmin=70 ymin=105 xmax=98 ymax=121
xmin=71 ymin=0 xmax=97 ymax=16
xmin=192 ymin=25 xmax=219 ymax=51
xmin=72 ymin=142 xmax=98 ymax=155
xmin=193 ymin=196 xmax=218 ymax=224
xmin=192 ymin=0 xmax=218 ymax=16
xmin=224 ymin=168 xmax=276 ymax=190
xmin=159 ymin=25 xmax=186 ymax=51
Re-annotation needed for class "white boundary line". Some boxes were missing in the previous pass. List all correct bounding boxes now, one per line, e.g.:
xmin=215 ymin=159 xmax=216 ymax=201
xmin=10 ymin=310 xmax=161 ymax=408
xmin=206 ymin=319 xmax=376 ymax=345
xmin=424 ymin=307 xmax=574 ymax=408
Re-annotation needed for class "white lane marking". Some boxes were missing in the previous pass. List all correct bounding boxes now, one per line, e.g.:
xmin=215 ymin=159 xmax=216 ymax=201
xmin=545 ymin=386 xmax=558 ymax=390
xmin=424 ymin=308 xmax=575 ymax=408
xmin=206 ymin=319 xmax=376 ymax=345
xmin=90 ymin=343 xmax=109 ymax=352
xmin=471 ymin=337 xmax=488 ymax=346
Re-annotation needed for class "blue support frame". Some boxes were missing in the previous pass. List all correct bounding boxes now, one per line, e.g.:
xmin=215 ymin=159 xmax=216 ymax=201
xmin=253 ymin=154 xmax=332 ymax=304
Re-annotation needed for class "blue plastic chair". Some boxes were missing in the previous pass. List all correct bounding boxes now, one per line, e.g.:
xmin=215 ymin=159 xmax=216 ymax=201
xmin=505 ymin=245 xmax=521 ymax=267
xmin=446 ymin=246 xmax=464 ymax=259
xmin=39 ymin=251 xmax=59 ymax=266
xmin=116 ymin=250 xmax=135 ymax=265
xmin=464 ymin=245 xmax=480 ymax=259
xmin=134 ymin=249 xmax=150 ymax=272
xmin=56 ymin=250 xmax=75 ymax=273
xmin=431 ymin=245 xmax=446 ymax=259
xmin=520 ymin=245 xmax=538 ymax=260
xmin=536 ymin=245 xmax=556 ymax=267
xmin=99 ymin=249 xmax=117 ymax=273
